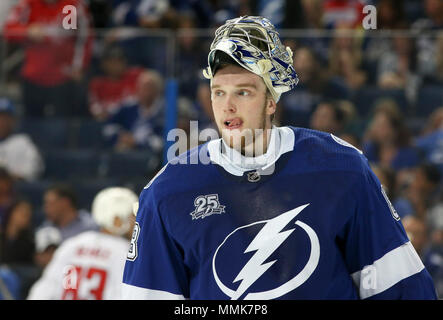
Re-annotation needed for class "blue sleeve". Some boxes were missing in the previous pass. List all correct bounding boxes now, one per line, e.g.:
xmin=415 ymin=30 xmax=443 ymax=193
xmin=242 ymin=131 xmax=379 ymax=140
xmin=342 ymin=156 xmax=437 ymax=300
xmin=122 ymin=184 xmax=189 ymax=299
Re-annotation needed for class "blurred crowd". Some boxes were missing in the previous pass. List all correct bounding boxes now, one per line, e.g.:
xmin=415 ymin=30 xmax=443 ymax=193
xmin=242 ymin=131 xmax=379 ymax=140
xmin=0 ymin=0 xmax=442 ymax=299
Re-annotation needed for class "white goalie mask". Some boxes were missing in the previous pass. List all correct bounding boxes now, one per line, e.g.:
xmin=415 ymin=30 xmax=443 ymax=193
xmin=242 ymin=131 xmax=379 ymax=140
xmin=92 ymin=187 xmax=138 ymax=236
xmin=203 ymin=16 xmax=299 ymax=103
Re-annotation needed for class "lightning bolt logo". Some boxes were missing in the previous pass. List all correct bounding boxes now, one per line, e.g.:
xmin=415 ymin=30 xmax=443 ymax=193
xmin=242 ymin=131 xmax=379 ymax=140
xmin=212 ymin=203 xmax=320 ymax=300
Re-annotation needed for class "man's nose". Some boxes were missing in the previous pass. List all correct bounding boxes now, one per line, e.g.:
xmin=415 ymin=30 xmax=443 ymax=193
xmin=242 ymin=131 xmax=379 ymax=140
xmin=224 ymin=94 xmax=237 ymax=113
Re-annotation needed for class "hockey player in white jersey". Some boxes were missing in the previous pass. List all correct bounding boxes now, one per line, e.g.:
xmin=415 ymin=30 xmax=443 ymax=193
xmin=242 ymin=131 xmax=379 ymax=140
xmin=28 ymin=187 xmax=138 ymax=300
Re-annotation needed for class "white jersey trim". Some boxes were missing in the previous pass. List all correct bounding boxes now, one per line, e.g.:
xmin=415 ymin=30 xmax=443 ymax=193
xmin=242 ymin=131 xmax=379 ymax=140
xmin=121 ymin=283 xmax=187 ymax=300
xmin=207 ymin=126 xmax=295 ymax=176
xmin=351 ymin=241 xmax=425 ymax=299
xmin=144 ymin=163 xmax=169 ymax=190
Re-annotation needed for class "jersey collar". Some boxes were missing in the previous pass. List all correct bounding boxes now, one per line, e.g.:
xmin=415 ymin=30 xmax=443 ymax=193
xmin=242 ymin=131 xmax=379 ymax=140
xmin=207 ymin=126 xmax=295 ymax=176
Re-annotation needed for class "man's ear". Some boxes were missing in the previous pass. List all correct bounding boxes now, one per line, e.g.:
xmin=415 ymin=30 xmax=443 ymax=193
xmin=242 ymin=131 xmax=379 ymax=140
xmin=266 ymin=96 xmax=277 ymax=116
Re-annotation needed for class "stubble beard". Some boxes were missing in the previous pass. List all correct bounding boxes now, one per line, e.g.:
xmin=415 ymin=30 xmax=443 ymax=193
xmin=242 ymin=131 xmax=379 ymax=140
xmin=220 ymin=100 xmax=271 ymax=157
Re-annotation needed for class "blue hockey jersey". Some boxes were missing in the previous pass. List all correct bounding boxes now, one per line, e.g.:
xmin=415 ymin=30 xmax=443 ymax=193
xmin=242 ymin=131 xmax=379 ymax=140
xmin=122 ymin=126 xmax=437 ymax=300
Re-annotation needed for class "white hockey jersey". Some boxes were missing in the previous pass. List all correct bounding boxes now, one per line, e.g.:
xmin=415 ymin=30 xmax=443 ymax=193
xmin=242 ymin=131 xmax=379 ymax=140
xmin=28 ymin=231 xmax=129 ymax=300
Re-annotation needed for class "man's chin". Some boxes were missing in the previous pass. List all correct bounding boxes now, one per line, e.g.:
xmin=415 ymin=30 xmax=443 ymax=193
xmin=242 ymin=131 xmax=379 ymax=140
xmin=220 ymin=128 xmax=267 ymax=156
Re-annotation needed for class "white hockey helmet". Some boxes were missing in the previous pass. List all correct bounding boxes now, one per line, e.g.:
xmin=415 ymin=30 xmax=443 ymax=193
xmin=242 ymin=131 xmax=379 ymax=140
xmin=203 ymin=16 xmax=299 ymax=103
xmin=91 ymin=187 xmax=138 ymax=236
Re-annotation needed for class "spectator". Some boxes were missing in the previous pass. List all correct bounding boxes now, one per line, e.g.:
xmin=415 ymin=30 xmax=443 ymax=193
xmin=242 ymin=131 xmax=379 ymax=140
xmin=110 ymin=0 xmax=170 ymax=28
xmin=377 ymin=0 xmax=407 ymax=30
xmin=376 ymin=28 xmax=420 ymax=102
xmin=0 ymin=168 xmax=15 ymax=235
xmin=422 ymin=238 xmax=443 ymax=299
xmin=287 ymin=0 xmax=323 ymax=29
xmin=0 ymin=0 xmax=16 ymax=32
xmin=279 ymin=46 xmax=348 ymax=128
xmin=292 ymin=1 xmax=330 ymax=62
xmin=409 ymin=184 xmax=443 ymax=300
xmin=419 ymin=31 xmax=443 ymax=85
xmin=420 ymin=106 xmax=443 ymax=136
xmin=210 ymin=0 xmax=253 ymax=28
xmin=415 ymin=0 xmax=443 ymax=33
xmin=407 ymin=164 xmax=441 ymax=221
xmin=255 ymin=0 xmax=286 ymax=29
xmin=425 ymin=200 xmax=443 ymax=246
xmin=176 ymin=96 xmax=199 ymax=135
xmin=103 ymin=69 xmax=165 ymax=152
xmin=371 ymin=164 xmax=397 ymax=198
xmin=337 ymin=99 xmax=364 ymax=139
xmin=169 ymin=0 xmax=215 ymax=28
xmin=175 ymin=12 xmax=207 ymax=100
xmin=309 ymin=100 xmax=347 ymax=135
xmin=33 ymin=226 xmax=62 ymax=269
xmin=0 ymin=98 xmax=44 ymax=181
xmin=402 ymin=215 xmax=429 ymax=257
xmin=0 ymin=266 xmax=21 ymax=300
xmin=39 ymin=184 xmax=98 ymax=242
xmin=322 ymin=0 xmax=365 ymax=29
xmin=363 ymin=99 xmax=420 ymax=172
xmin=88 ymin=45 xmax=145 ymax=120
xmin=0 ymin=200 xmax=35 ymax=266
xmin=362 ymin=0 xmax=409 ymax=84
xmin=194 ymin=81 xmax=217 ymax=132
xmin=328 ymin=22 xmax=367 ymax=91
xmin=338 ymin=130 xmax=362 ymax=150
xmin=413 ymin=0 xmax=443 ymax=81
xmin=0 ymin=199 xmax=39 ymax=299
xmin=415 ymin=107 xmax=443 ymax=175
xmin=393 ymin=163 xmax=441 ymax=221
xmin=3 ymin=0 xmax=93 ymax=117
xmin=432 ymin=31 xmax=443 ymax=84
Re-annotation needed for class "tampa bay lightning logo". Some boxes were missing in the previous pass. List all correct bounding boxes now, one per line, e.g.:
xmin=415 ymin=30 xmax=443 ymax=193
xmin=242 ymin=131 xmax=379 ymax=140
xmin=212 ymin=204 xmax=320 ymax=300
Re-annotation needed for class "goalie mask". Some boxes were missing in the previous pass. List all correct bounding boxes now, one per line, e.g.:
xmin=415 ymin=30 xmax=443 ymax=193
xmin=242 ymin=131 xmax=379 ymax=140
xmin=92 ymin=187 xmax=138 ymax=236
xmin=203 ymin=16 xmax=299 ymax=103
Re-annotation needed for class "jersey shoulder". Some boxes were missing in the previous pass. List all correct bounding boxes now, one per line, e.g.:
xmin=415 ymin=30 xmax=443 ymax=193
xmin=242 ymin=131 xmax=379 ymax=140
xmin=142 ymin=143 xmax=215 ymax=197
xmin=288 ymin=126 xmax=367 ymax=175
xmin=57 ymin=230 xmax=99 ymax=250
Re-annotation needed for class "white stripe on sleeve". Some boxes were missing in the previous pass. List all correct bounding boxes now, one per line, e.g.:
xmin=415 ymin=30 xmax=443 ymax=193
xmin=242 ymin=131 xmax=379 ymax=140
xmin=351 ymin=241 xmax=424 ymax=299
xmin=121 ymin=283 xmax=186 ymax=300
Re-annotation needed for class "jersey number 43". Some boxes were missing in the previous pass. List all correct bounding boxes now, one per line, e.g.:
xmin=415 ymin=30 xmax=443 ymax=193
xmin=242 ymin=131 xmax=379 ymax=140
xmin=62 ymin=265 xmax=108 ymax=300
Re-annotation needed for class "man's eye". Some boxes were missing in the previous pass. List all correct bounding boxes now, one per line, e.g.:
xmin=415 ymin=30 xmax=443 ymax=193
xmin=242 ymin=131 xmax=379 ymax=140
xmin=238 ymin=90 xmax=250 ymax=96
xmin=214 ymin=91 xmax=223 ymax=96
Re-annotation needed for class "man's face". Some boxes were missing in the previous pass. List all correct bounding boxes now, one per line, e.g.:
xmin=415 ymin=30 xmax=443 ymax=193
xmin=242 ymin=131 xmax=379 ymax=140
xmin=310 ymin=103 xmax=337 ymax=133
xmin=137 ymin=72 xmax=157 ymax=106
xmin=210 ymin=65 xmax=275 ymax=155
xmin=294 ymin=48 xmax=314 ymax=80
xmin=369 ymin=112 xmax=395 ymax=143
xmin=43 ymin=191 xmax=64 ymax=223
xmin=0 ymin=113 xmax=14 ymax=140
